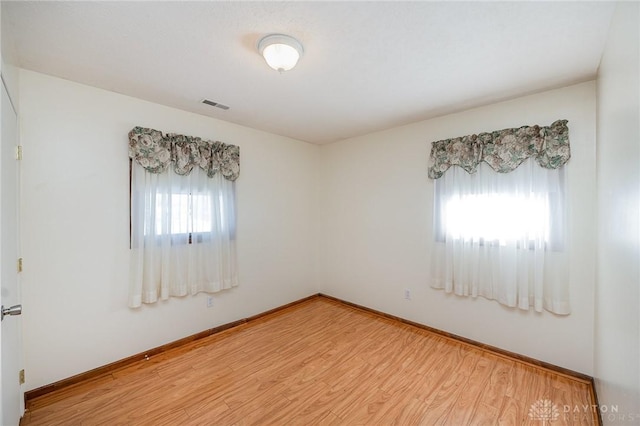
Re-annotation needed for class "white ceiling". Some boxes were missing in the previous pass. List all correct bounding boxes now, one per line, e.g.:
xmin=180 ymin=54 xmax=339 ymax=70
xmin=2 ymin=1 xmax=615 ymax=144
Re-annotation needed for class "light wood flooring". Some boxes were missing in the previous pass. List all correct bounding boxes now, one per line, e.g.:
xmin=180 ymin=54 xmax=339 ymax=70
xmin=22 ymin=297 xmax=597 ymax=425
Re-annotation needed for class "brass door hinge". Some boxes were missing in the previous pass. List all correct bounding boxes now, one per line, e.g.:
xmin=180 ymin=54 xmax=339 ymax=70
xmin=15 ymin=145 xmax=23 ymax=161
xmin=17 ymin=258 xmax=23 ymax=273
xmin=19 ymin=369 xmax=25 ymax=385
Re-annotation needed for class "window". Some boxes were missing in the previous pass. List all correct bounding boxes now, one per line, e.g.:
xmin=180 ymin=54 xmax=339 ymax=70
xmin=427 ymin=120 xmax=571 ymax=314
xmin=443 ymin=194 xmax=549 ymax=243
xmin=434 ymin=164 xmax=565 ymax=250
xmin=127 ymin=126 xmax=240 ymax=308
xmin=154 ymin=193 xmax=212 ymax=236
xmin=430 ymin=159 xmax=570 ymax=314
xmin=150 ymin=191 xmax=235 ymax=242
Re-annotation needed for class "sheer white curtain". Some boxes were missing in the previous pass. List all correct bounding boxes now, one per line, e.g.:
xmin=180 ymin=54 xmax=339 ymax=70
xmin=129 ymin=164 xmax=238 ymax=307
xmin=431 ymin=159 xmax=570 ymax=314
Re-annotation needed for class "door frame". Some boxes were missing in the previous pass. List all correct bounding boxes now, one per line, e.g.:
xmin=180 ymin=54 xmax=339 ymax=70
xmin=1 ymin=72 xmax=24 ymax=425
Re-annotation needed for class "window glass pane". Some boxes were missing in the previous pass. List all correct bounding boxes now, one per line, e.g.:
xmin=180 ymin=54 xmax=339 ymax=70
xmin=153 ymin=193 xmax=213 ymax=235
xmin=191 ymin=193 xmax=213 ymax=233
xmin=433 ymin=161 xmax=565 ymax=250
xmin=443 ymin=193 xmax=549 ymax=245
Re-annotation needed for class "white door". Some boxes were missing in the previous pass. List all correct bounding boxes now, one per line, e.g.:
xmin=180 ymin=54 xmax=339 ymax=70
xmin=1 ymin=78 xmax=23 ymax=425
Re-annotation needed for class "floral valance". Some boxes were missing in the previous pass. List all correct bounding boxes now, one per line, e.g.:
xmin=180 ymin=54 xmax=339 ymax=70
xmin=428 ymin=119 xmax=570 ymax=179
xmin=128 ymin=126 xmax=240 ymax=181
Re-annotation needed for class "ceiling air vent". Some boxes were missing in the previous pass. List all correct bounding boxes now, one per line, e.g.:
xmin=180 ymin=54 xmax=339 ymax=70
xmin=202 ymin=99 xmax=230 ymax=110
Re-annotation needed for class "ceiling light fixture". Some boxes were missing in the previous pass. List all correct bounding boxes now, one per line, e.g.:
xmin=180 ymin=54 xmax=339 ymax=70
xmin=258 ymin=34 xmax=304 ymax=72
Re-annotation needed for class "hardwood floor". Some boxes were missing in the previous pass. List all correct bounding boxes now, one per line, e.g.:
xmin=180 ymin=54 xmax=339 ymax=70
xmin=22 ymin=297 xmax=597 ymax=425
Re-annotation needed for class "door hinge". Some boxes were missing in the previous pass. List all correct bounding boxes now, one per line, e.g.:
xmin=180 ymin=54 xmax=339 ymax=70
xmin=15 ymin=145 xmax=23 ymax=161
xmin=17 ymin=258 xmax=23 ymax=273
xmin=19 ymin=369 xmax=25 ymax=385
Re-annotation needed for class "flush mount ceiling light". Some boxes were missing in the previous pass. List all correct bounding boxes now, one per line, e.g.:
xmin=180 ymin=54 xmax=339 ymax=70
xmin=258 ymin=34 xmax=304 ymax=72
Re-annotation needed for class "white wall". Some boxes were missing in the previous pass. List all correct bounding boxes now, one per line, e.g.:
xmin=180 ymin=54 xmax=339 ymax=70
xmin=19 ymin=53 xmax=630 ymax=394
xmin=320 ymin=81 xmax=597 ymax=374
xmin=595 ymin=2 xmax=640 ymax=422
xmin=19 ymin=72 xmax=601 ymax=391
xmin=19 ymin=70 xmax=320 ymax=390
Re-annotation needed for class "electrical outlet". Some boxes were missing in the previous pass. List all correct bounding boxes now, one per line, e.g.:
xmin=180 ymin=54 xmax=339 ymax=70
xmin=207 ymin=296 xmax=214 ymax=308
xmin=404 ymin=289 xmax=411 ymax=300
